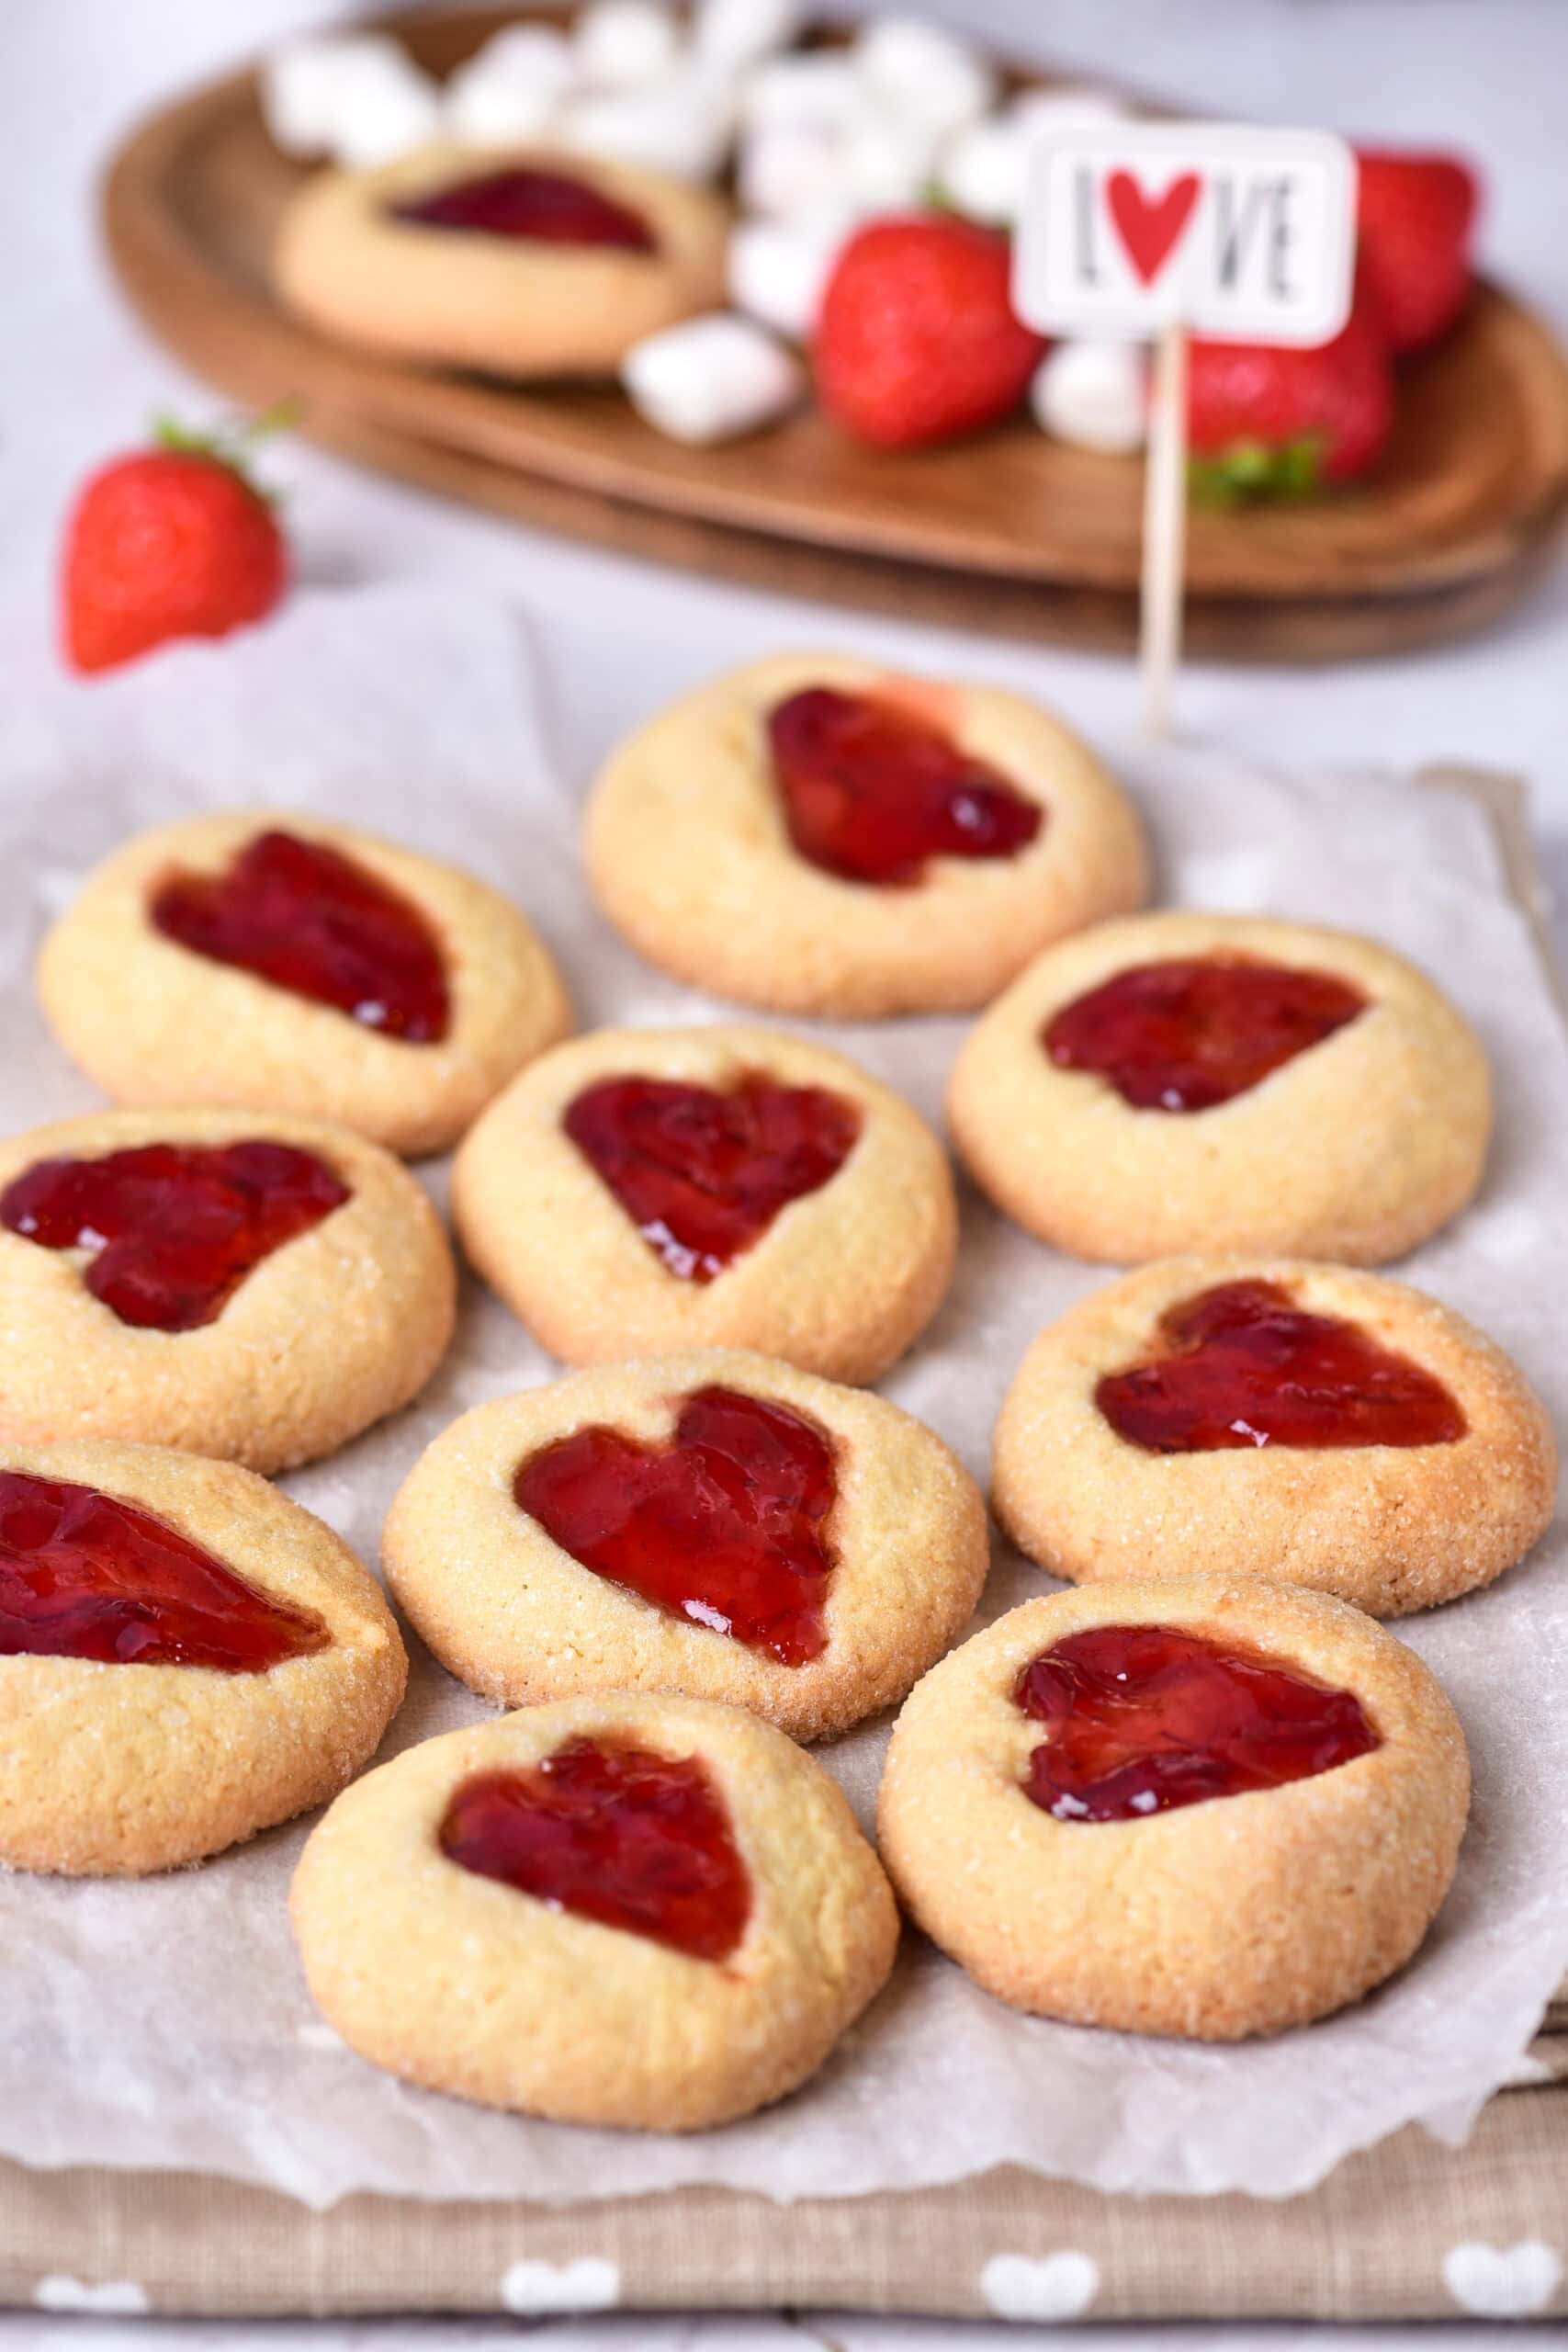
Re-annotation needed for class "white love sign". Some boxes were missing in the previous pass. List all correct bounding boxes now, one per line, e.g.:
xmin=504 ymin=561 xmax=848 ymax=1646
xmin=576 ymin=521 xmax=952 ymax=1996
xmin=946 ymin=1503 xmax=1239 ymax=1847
xmin=1011 ymin=122 xmax=1359 ymax=733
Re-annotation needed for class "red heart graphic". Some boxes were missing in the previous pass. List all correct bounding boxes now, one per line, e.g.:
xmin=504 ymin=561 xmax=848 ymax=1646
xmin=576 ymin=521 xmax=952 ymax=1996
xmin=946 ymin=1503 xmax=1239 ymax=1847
xmin=1097 ymin=1279 xmax=1467 ymax=1454
xmin=0 ymin=1468 xmax=329 ymax=1672
xmin=1044 ymin=956 xmax=1366 ymax=1111
xmin=1016 ymin=1624 xmax=1379 ymax=1823
xmin=564 ymin=1073 xmax=861 ymax=1283
xmin=516 ymin=1385 xmax=837 ymax=1666
xmin=151 ymin=829 xmax=450 ymax=1043
xmin=768 ymin=687 xmax=1042 ymax=886
xmin=439 ymin=1736 xmax=751 ymax=1962
xmin=0 ymin=1140 xmax=350 ymax=1331
xmin=1106 ymin=167 xmax=1201 ymax=286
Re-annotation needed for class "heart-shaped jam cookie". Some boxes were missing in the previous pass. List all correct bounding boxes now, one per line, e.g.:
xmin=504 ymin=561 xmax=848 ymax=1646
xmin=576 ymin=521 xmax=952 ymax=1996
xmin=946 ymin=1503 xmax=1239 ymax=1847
xmin=438 ymin=1735 xmax=751 ymax=1961
xmin=1016 ymin=1623 xmax=1379 ymax=1822
xmin=1044 ymin=956 xmax=1366 ymax=1111
xmin=0 ymin=1468 xmax=330 ymax=1672
xmin=563 ymin=1072 xmax=861 ymax=1282
xmin=1 ymin=1139 xmax=350 ymax=1332
xmin=391 ymin=166 xmax=657 ymax=251
xmin=150 ymin=829 xmax=450 ymax=1043
xmin=768 ymin=686 xmax=1043 ymax=886
xmin=516 ymin=1385 xmax=836 ymax=1666
xmin=1097 ymin=1278 xmax=1467 ymax=1453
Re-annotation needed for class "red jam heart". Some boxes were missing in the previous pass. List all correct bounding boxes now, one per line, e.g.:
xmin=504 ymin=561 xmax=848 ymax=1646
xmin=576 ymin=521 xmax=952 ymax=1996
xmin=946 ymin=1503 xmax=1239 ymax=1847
xmin=438 ymin=1736 xmax=750 ymax=1962
xmin=563 ymin=1072 xmax=861 ymax=1283
xmin=390 ymin=167 xmax=657 ymax=251
xmin=1044 ymin=956 xmax=1366 ymax=1111
xmin=1016 ymin=1624 xmax=1379 ymax=1823
xmin=0 ymin=1469 xmax=329 ymax=1672
xmin=150 ymin=830 xmax=450 ymax=1044
xmin=1097 ymin=1278 xmax=1468 ymax=1453
xmin=768 ymin=687 xmax=1043 ymax=886
xmin=516 ymin=1385 xmax=836 ymax=1666
xmin=0 ymin=1140 xmax=349 ymax=1332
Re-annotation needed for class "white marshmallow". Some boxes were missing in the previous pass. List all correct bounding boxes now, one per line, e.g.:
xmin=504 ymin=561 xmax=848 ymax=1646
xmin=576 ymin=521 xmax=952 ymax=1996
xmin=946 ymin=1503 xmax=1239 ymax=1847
xmin=1031 ymin=339 xmax=1147 ymax=454
xmin=559 ymin=68 xmax=736 ymax=180
xmin=727 ymin=213 xmax=848 ymax=340
xmin=840 ymin=106 xmax=939 ymax=209
xmin=853 ymin=17 xmax=995 ymax=139
xmin=693 ymin=0 xmax=804 ymax=71
xmin=574 ymin=0 xmax=682 ymax=90
xmin=444 ymin=25 xmax=577 ymax=146
xmin=323 ymin=50 xmax=443 ymax=169
xmin=937 ymin=115 xmax=1025 ymax=224
xmin=622 ymin=312 xmax=806 ymax=442
xmin=261 ymin=35 xmax=403 ymax=155
xmin=739 ymin=122 xmax=846 ymax=217
xmin=739 ymin=51 xmax=863 ymax=134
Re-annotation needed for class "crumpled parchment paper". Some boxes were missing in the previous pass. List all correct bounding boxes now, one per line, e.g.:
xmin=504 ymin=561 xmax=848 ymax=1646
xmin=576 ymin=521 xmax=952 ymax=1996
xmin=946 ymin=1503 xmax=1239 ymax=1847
xmin=1 ymin=584 xmax=1563 ymax=2210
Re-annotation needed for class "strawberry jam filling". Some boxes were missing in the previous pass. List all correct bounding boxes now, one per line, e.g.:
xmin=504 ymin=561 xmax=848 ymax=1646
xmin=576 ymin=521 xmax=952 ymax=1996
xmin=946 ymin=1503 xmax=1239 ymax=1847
xmin=390 ymin=167 xmax=657 ymax=251
xmin=0 ymin=1469 xmax=329 ymax=1671
xmin=438 ymin=1736 xmax=750 ymax=1962
xmin=563 ymin=1072 xmax=861 ymax=1282
xmin=1097 ymin=1278 xmax=1467 ymax=1453
xmin=768 ymin=686 xmax=1042 ymax=886
xmin=1017 ymin=1624 xmax=1379 ymax=1823
xmin=516 ymin=1385 xmax=836 ymax=1666
xmin=1044 ymin=956 xmax=1366 ymax=1111
xmin=150 ymin=829 xmax=450 ymax=1043
xmin=0 ymin=1139 xmax=349 ymax=1331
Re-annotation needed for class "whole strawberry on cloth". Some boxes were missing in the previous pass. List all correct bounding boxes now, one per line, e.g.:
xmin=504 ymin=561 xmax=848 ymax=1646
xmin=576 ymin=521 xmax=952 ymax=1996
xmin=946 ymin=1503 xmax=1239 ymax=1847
xmin=1354 ymin=150 xmax=1481 ymax=354
xmin=814 ymin=214 xmax=1046 ymax=449
xmin=61 ymin=413 xmax=289 ymax=675
xmin=1186 ymin=275 xmax=1395 ymax=501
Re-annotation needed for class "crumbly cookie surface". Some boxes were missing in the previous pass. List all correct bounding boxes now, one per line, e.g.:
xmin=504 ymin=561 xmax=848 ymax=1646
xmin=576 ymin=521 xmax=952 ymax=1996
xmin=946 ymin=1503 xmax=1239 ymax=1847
xmin=0 ymin=1438 xmax=406 ymax=1876
xmin=584 ymin=653 xmax=1149 ymax=1018
xmin=992 ymin=1259 xmax=1557 ymax=1615
xmin=273 ymin=144 xmax=730 ymax=378
xmin=37 ymin=808 xmax=572 ymax=1156
xmin=452 ymin=1024 xmax=958 ymax=1382
xmin=877 ymin=1574 xmax=1469 ymax=2041
xmin=0 ymin=1104 xmax=456 ymax=1473
xmin=947 ymin=910 xmax=1491 ymax=1262
xmin=384 ymin=1349 xmax=989 ymax=1742
xmin=291 ymin=1691 xmax=898 ymax=2131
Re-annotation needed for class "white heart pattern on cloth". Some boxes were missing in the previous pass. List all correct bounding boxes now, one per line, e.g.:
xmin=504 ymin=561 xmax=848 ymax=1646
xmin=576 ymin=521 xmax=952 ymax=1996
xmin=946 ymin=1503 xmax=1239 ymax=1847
xmin=498 ymin=2256 xmax=620 ymax=2314
xmin=1442 ymin=2239 xmax=1562 ymax=2318
xmin=981 ymin=2248 xmax=1101 ymax=2322
xmin=33 ymin=2277 xmax=151 ymax=2316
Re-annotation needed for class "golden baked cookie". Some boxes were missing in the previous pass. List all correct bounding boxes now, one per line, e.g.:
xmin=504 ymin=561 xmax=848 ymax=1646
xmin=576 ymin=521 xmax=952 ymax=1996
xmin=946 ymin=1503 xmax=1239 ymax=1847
xmin=291 ymin=1691 xmax=898 ymax=2130
xmin=584 ymin=653 xmax=1149 ymax=1017
xmin=877 ymin=1575 xmax=1468 ymax=2041
xmin=452 ymin=1024 xmax=957 ymax=1382
xmin=0 ymin=1105 xmax=456 ymax=1474
xmin=0 ymin=1438 xmax=406 ymax=1876
xmin=273 ymin=144 xmax=730 ymax=378
xmin=992 ymin=1259 xmax=1556 ymax=1616
xmin=948 ymin=911 xmax=1490 ymax=1262
xmin=37 ymin=810 xmax=572 ymax=1157
xmin=384 ymin=1350 xmax=989 ymax=1743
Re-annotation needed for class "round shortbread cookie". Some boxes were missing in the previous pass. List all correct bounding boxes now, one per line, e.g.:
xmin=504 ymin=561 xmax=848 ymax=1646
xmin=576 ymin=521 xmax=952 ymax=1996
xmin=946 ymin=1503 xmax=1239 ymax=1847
xmin=452 ymin=1024 xmax=957 ymax=1383
xmin=0 ymin=1105 xmax=456 ymax=1473
xmin=584 ymin=653 xmax=1149 ymax=1017
xmin=37 ymin=809 xmax=572 ymax=1157
xmin=948 ymin=910 xmax=1490 ymax=1262
xmin=291 ymin=1691 xmax=898 ymax=2131
xmin=384 ymin=1350 xmax=989 ymax=1742
xmin=877 ymin=1575 xmax=1469 ymax=2041
xmin=991 ymin=1259 xmax=1556 ymax=1616
xmin=0 ymin=1438 xmax=406 ymax=1875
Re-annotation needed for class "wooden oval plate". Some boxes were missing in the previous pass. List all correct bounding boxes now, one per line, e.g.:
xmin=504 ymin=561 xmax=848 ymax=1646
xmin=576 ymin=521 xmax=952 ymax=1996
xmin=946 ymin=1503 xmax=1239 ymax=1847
xmin=102 ymin=6 xmax=1568 ymax=661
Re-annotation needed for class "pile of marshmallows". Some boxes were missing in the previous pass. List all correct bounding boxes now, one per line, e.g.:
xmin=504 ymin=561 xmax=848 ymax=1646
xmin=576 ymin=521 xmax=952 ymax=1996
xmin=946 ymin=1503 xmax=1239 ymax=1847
xmin=265 ymin=0 xmax=1147 ymax=454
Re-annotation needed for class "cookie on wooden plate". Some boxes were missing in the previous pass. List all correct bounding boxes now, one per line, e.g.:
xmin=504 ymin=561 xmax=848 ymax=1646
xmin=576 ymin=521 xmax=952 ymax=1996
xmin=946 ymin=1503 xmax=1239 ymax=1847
xmin=291 ymin=1692 xmax=897 ymax=2130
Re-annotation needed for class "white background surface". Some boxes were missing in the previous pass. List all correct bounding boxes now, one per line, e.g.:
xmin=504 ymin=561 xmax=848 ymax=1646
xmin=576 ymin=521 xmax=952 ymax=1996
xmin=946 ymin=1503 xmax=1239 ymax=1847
xmin=5 ymin=0 xmax=1568 ymax=2345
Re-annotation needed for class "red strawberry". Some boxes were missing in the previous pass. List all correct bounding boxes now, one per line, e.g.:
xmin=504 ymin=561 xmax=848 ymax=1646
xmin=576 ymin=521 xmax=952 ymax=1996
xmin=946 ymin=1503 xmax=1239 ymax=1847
xmin=1186 ymin=278 xmax=1395 ymax=499
xmin=815 ymin=215 xmax=1046 ymax=449
xmin=1355 ymin=151 xmax=1480 ymax=354
xmin=62 ymin=414 xmax=288 ymax=676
